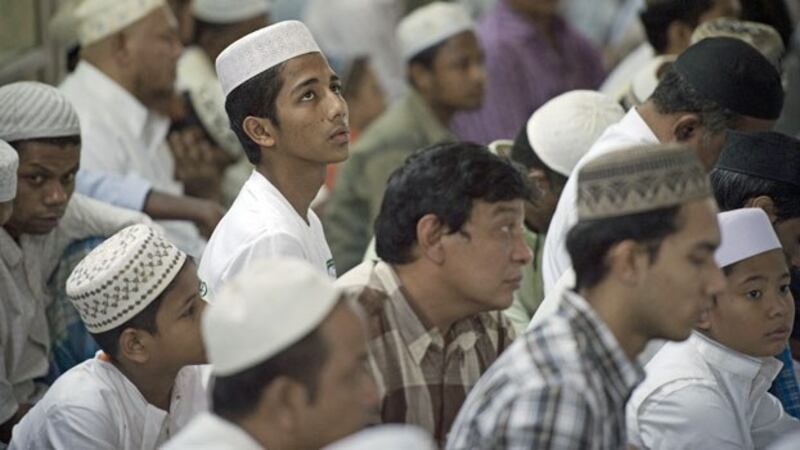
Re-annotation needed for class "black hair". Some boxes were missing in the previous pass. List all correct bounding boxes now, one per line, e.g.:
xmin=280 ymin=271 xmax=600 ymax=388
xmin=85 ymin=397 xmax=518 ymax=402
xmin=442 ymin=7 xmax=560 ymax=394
xmin=566 ymin=206 xmax=683 ymax=290
xmin=640 ymin=0 xmax=715 ymax=53
xmin=711 ymin=168 xmax=800 ymax=220
xmin=375 ymin=142 xmax=532 ymax=264
xmin=650 ymin=67 xmax=740 ymax=134
xmin=224 ymin=63 xmax=285 ymax=165
xmin=406 ymin=43 xmax=444 ymax=89
xmin=9 ymin=135 xmax=82 ymax=152
xmin=212 ymin=328 xmax=329 ymax=421
xmin=510 ymin=125 xmax=568 ymax=194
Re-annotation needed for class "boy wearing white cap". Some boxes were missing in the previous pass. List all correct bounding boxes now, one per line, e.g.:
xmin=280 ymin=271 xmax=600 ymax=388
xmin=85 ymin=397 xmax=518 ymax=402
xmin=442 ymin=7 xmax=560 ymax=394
xmin=627 ymin=208 xmax=800 ymax=449
xmin=0 ymin=140 xmax=18 ymax=226
xmin=164 ymin=258 xmax=377 ymax=450
xmin=199 ymin=20 xmax=347 ymax=300
xmin=325 ymin=1 xmax=486 ymax=273
xmin=10 ymin=225 xmax=208 ymax=450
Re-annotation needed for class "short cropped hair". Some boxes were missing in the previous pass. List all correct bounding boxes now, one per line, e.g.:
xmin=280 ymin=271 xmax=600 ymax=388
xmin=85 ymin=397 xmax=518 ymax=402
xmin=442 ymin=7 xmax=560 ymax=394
xmin=711 ymin=168 xmax=800 ymax=220
xmin=640 ymin=0 xmax=715 ymax=53
xmin=509 ymin=125 xmax=568 ymax=194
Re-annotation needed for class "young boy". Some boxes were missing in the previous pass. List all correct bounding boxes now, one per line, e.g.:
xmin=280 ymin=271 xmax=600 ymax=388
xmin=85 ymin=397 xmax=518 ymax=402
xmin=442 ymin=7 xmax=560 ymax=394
xmin=0 ymin=140 xmax=17 ymax=226
xmin=627 ymin=208 xmax=800 ymax=449
xmin=10 ymin=224 xmax=208 ymax=449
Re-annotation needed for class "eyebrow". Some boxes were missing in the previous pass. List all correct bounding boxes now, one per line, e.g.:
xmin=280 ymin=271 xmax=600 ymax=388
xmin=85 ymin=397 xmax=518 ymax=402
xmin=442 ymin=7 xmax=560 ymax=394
xmin=291 ymin=77 xmax=320 ymax=94
xmin=491 ymin=205 xmax=521 ymax=217
xmin=694 ymin=241 xmax=720 ymax=253
xmin=739 ymin=274 xmax=767 ymax=284
xmin=23 ymin=162 xmax=79 ymax=175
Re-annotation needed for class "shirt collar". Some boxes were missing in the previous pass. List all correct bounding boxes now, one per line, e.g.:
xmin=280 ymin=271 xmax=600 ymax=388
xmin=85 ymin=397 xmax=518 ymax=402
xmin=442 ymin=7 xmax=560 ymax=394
xmin=247 ymin=170 xmax=311 ymax=225
xmin=406 ymin=89 xmax=455 ymax=145
xmin=0 ymin=227 xmax=21 ymax=267
xmin=625 ymin=106 xmax=660 ymax=143
xmin=691 ymin=331 xmax=784 ymax=384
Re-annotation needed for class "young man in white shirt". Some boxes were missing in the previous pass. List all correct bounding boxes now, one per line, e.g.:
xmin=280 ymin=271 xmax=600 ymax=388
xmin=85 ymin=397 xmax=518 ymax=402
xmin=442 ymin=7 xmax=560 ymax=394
xmin=627 ymin=208 xmax=800 ymax=449
xmin=10 ymin=225 xmax=208 ymax=449
xmin=199 ymin=20 xmax=348 ymax=299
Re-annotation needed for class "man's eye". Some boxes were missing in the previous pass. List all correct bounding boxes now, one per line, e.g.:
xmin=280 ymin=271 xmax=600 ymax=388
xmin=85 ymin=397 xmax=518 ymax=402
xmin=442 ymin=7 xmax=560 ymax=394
xmin=27 ymin=175 xmax=45 ymax=185
xmin=780 ymin=284 xmax=792 ymax=295
xmin=746 ymin=290 xmax=762 ymax=300
xmin=301 ymin=91 xmax=316 ymax=101
xmin=332 ymin=84 xmax=343 ymax=95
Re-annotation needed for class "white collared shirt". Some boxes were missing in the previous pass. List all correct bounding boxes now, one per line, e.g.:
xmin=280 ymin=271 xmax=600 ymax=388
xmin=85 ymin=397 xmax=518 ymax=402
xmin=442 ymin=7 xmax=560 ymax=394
xmin=541 ymin=107 xmax=660 ymax=294
xmin=60 ymin=61 xmax=205 ymax=257
xmin=626 ymin=332 xmax=800 ymax=449
xmin=161 ymin=412 xmax=263 ymax=450
xmin=9 ymin=357 xmax=209 ymax=450
xmin=198 ymin=170 xmax=335 ymax=301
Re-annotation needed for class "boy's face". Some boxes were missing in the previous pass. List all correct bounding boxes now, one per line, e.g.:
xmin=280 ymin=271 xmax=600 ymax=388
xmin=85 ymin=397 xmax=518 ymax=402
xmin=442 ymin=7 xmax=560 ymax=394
xmin=424 ymin=31 xmax=485 ymax=111
xmin=0 ymin=201 xmax=13 ymax=226
xmin=704 ymin=249 xmax=795 ymax=357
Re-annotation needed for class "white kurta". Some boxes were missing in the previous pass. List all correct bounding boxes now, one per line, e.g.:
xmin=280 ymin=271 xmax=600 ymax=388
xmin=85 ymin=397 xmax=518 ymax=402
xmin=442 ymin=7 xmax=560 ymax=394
xmin=541 ymin=107 xmax=659 ymax=294
xmin=0 ymin=194 xmax=152 ymax=425
xmin=626 ymin=332 xmax=800 ymax=449
xmin=9 ymin=357 xmax=209 ymax=450
xmin=198 ymin=171 xmax=335 ymax=301
xmin=59 ymin=61 xmax=206 ymax=257
xmin=161 ymin=412 xmax=263 ymax=450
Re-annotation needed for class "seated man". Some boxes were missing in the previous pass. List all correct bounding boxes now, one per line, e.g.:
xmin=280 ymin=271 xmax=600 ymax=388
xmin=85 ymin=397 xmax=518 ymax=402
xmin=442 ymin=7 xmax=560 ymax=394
xmin=0 ymin=82 xmax=153 ymax=445
xmin=336 ymin=142 xmax=528 ymax=445
xmin=447 ymin=144 xmax=726 ymax=449
xmin=164 ymin=258 xmax=377 ymax=450
xmin=627 ymin=208 xmax=800 ymax=448
xmin=10 ymin=224 xmax=208 ymax=449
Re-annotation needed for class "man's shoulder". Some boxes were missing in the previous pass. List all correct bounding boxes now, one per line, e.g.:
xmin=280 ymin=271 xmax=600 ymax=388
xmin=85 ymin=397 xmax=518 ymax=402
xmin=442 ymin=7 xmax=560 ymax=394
xmin=34 ymin=359 xmax=123 ymax=412
xmin=351 ymin=98 xmax=424 ymax=156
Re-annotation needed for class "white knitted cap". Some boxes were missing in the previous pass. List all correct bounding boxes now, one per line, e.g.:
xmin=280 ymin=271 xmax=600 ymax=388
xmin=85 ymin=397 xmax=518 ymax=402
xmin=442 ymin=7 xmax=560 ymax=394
xmin=192 ymin=0 xmax=271 ymax=24
xmin=216 ymin=20 xmax=321 ymax=97
xmin=0 ymin=140 xmax=18 ymax=202
xmin=74 ymin=0 xmax=167 ymax=46
xmin=0 ymin=81 xmax=81 ymax=142
xmin=397 ymin=2 xmax=474 ymax=61
xmin=716 ymin=208 xmax=782 ymax=268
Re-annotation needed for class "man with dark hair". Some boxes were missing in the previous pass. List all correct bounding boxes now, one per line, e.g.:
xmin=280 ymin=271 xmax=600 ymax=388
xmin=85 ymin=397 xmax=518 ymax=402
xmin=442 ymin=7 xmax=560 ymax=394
xmin=336 ymin=142 xmax=528 ymax=446
xmin=199 ymin=20 xmax=347 ymax=300
xmin=448 ymin=144 xmax=726 ymax=449
xmin=164 ymin=258 xmax=377 ymax=450
xmin=325 ymin=1 xmax=486 ymax=273
xmin=9 ymin=225 xmax=208 ymax=449
xmin=543 ymin=36 xmax=784 ymax=295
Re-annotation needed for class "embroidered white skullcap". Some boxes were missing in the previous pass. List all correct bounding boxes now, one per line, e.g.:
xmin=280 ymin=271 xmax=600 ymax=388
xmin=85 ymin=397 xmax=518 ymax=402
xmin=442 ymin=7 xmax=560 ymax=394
xmin=0 ymin=140 xmax=18 ymax=203
xmin=324 ymin=425 xmax=436 ymax=450
xmin=216 ymin=20 xmax=321 ymax=97
xmin=397 ymin=2 xmax=474 ymax=61
xmin=192 ymin=0 xmax=271 ymax=24
xmin=74 ymin=0 xmax=167 ymax=46
xmin=67 ymin=224 xmax=187 ymax=333
xmin=715 ymin=208 xmax=782 ymax=268
xmin=528 ymin=90 xmax=624 ymax=176
xmin=202 ymin=258 xmax=341 ymax=376
xmin=0 ymin=81 xmax=81 ymax=142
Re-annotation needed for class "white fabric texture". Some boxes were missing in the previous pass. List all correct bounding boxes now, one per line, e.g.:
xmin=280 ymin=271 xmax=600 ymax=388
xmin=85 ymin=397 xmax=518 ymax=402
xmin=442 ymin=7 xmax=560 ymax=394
xmin=395 ymin=1 xmax=474 ymax=61
xmin=9 ymin=358 xmax=208 ymax=450
xmin=629 ymin=55 xmax=676 ymax=105
xmin=191 ymin=0 xmax=271 ymax=24
xmin=74 ymin=0 xmax=166 ymax=45
xmin=324 ymin=425 xmax=436 ymax=450
xmin=716 ymin=208 xmax=782 ymax=268
xmin=216 ymin=20 xmax=321 ymax=96
xmin=198 ymin=170 xmax=335 ymax=302
xmin=203 ymin=258 xmax=340 ymax=376
xmin=161 ymin=412 xmax=263 ymax=450
xmin=0 ymin=194 xmax=152 ymax=424
xmin=600 ymin=42 xmax=655 ymax=102
xmin=0 ymin=81 xmax=81 ymax=142
xmin=0 ymin=140 xmax=18 ymax=202
xmin=626 ymin=332 xmax=800 ymax=449
xmin=59 ymin=61 xmax=206 ymax=257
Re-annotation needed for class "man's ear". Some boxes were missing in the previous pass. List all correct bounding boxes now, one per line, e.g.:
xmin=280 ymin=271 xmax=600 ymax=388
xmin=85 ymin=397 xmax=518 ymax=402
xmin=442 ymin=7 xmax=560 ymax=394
xmin=117 ymin=328 xmax=151 ymax=364
xmin=672 ymin=113 xmax=702 ymax=142
xmin=110 ymin=32 xmax=133 ymax=66
xmin=243 ymin=116 xmax=277 ymax=150
xmin=529 ymin=168 xmax=551 ymax=197
xmin=261 ymin=377 xmax=308 ymax=431
xmin=606 ymin=240 xmax=650 ymax=287
xmin=745 ymin=196 xmax=778 ymax=222
xmin=417 ymin=214 xmax=447 ymax=265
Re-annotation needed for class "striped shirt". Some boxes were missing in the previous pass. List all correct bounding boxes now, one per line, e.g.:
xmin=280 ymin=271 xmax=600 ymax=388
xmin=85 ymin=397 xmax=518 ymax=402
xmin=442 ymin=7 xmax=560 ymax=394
xmin=335 ymin=260 xmax=515 ymax=446
xmin=446 ymin=289 xmax=643 ymax=449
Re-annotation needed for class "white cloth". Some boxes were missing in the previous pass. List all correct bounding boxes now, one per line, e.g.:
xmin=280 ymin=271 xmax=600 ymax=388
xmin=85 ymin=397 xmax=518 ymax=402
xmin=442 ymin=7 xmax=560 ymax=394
xmin=600 ymin=42 xmax=655 ymax=102
xmin=74 ymin=0 xmax=166 ymax=46
xmin=198 ymin=170 xmax=335 ymax=301
xmin=0 ymin=140 xmax=17 ymax=202
xmin=324 ymin=425 xmax=436 ymax=450
xmin=716 ymin=208 xmax=782 ymax=268
xmin=191 ymin=0 xmax=270 ymax=24
xmin=161 ymin=412 xmax=262 ymax=450
xmin=60 ymin=61 xmax=206 ymax=257
xmin=0 ymin=194 xmax=152 ymax=424
xmin=9 ymin=358 xmax=208 ymax=450
xmin=626 ymin=332 xmax=800 ymax=449
xmin=395 ymin=2 xmax=474 ymax=61
xmin=542 ymin=107 xmax=659 ymax=293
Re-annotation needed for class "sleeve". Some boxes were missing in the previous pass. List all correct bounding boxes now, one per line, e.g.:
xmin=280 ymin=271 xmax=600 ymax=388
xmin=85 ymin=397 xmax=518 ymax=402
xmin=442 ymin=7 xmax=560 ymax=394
xmin=633 ymin=384 xmax=745 ymax=450
xmin=75 ymin=170 xmax=151 ymax=212
xmin=39 ymin=405 xmax=118 ymax=450
xmin=751 ymin=392 xmax=800 ymax=448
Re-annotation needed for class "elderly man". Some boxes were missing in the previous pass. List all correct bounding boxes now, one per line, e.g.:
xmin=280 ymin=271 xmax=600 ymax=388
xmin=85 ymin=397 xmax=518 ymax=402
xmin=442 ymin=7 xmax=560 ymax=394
xmin=163 ymin=258 xmax=377 ymax=450
xmin=60 ymin=0 xmax=211 ymax=257
xmin=447 ymin=144 xmax=726 ymax=449
xmin=326 ymin=2 xmax=486 ymax=273
xmin=10 ymin=225 xmax=208 ymax=449
xmin=199 ymin=20 xmax=347 ymax=301
xmin=0 ymin=82 xmax=152 ymax=445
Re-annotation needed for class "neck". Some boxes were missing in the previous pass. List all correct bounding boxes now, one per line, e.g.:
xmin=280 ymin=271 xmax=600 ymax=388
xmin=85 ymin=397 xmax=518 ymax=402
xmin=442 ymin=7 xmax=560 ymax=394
xmin=580 ymin=283 xmax=648 ymax=361
xmin=237 ymin=414 xmax=282 ymax=449
xmin=635 ymin=103 xmax=673 ymax=143
xmin=256 ymin=156 xmax=326 ymax=222
xmin=417 ymin=90 xmax=455 ymax=127
xmin=114 ymin=359 xmax=179 ymax=411
xmin=393 ymin=262 xmax=473 ymax=335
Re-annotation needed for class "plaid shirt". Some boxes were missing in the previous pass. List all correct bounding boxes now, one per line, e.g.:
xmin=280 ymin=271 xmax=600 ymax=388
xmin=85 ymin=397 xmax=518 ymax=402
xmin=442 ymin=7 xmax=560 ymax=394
xmin=446 ymin=290 xmax=644 ymax=449
xmin=336 ymin=260 xmax=515 ymax=446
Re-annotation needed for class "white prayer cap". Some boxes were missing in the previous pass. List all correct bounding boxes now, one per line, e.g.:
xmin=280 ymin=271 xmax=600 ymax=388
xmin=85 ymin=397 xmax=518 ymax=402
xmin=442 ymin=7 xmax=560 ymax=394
xmin=628 ymin=55 xmax=677 ymax=106
xmin=202 ymin=258 xmax=341 ymax=376
xmin=0 ymin=140 xmax=18 ymax=203
xmin=715 ymin=208 xmax=782 ymax=268
xmin=324 ymin=425 xmax=436 ymax=450
xmin=216 ymin=20 xmax=321 ymax=97
xmin=192 ymin=0 xmax=271 ymax=24
xmin=74 ymin=0 xmax=167 ymax=46
xmin=527 ymin=90 xmax=624 ymax=177
xmin=397 ymin=2 xmax=474 ymax=62
xmin=67 ymin=224 xmax=187 ymax=333
xmin=0 ymin=81 xmax=81 ymax=142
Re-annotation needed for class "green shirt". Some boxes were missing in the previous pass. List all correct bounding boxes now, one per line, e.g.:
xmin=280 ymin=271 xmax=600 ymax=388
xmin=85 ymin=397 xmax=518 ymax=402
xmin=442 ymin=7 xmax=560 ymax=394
xmin=503 ymin=230 xmax=546 ymax=334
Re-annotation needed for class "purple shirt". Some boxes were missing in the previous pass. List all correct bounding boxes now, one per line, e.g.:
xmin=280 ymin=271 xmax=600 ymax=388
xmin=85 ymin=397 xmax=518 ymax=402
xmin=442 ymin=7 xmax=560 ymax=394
xmin=450 ymin=1 xmax=605 ymax=144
